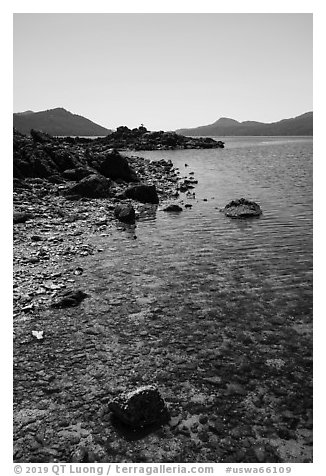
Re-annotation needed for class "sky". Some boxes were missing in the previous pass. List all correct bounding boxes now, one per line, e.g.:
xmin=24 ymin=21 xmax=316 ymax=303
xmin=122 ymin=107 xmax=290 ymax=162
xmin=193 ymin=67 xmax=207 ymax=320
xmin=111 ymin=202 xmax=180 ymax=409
xmin=13 ymin=13 xmax=313 ymax=131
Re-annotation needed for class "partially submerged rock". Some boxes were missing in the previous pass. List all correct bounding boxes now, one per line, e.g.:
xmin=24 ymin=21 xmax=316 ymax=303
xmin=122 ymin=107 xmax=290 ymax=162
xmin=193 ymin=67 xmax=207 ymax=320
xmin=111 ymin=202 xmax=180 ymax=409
xmin=223 ymin=198 xmax=262 ymax=218
xmin=108 ymin=385 xmax=169 ymax=428
xmin=163 ymin=204 xmax=183 ymax=212
xmin=114 ymin=204 xmax=136 ymax=224
xmin=124 ymin=184 xmax=159 ymax=204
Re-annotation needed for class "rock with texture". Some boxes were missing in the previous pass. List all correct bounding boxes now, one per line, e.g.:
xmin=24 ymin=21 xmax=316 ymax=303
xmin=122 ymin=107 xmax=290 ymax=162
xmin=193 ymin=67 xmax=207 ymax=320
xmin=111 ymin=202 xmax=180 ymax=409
xmin=108 ymin=385 xmax=169 ymax=428
xmin=65 ymin=174 xmax=113 ymax=198
xmin=13 ymin=212 xmax=33 ymax=224
xmin=62 ymin=167 xmax=94 ymax=181
xmin=163 ymin=204 xmax=183 ymax=212
xmin=97 ymin=149 xmax=137 ymax=182
xmin=124 ymin=184 xmax=159 ymax=204
xmin=223 ymin=198 xmax=262 ymax=218
xmin=114 ymin=204 xmax=136 ymax=224
xmin=51 ymin=290 xmax=88 ymax=308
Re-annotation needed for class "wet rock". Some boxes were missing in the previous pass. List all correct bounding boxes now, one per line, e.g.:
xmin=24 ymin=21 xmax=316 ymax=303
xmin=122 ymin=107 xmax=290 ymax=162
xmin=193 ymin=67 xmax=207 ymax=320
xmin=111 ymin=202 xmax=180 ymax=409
xmin=223 ymin=198 xmax=262 ymax=218
xmin=31 ymin=235 xmax=42 ymax=242
xmin=108 ymin=385 xmax=169 ymax=427
xmin=163 ymin=204 xmax=183 ymax=212
xmin=124 ymin=184 xmax=159 ymax=204
xmin=114 ymin=204 xmax=136 ymax=224
xmin=13 ymin=212 xmax=33 ymax=224
xmin=64 ymin=174 xmax=113 ymax=198
xmin=50 ymin=289 xmax=88 ymax=308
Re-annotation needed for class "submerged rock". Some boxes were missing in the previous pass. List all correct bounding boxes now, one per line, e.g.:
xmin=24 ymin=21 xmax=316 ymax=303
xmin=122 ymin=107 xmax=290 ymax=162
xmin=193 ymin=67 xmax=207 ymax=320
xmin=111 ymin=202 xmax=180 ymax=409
xmin=124 ymin=184 xmax=159 ymax=204
xmin=223 ymin=198 xmax=262 ymax=218
xmin=108 ymin=385 xmax=169 ymax=428
xmin=114 ymin=204 xmax=136 ymax=224
xmin=163 ymin=204 xmax=183 ymax=212
xmin=13 ymin=212 xmax=33 ymax=224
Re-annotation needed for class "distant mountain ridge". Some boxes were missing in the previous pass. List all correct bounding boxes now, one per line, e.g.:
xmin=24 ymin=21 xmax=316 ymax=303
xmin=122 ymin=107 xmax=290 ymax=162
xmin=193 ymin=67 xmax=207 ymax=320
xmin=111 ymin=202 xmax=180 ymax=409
xmin=13 ymin=107 xmax=112 ymax=136
xmin=176 ymin=112 xmax=313 ymax=136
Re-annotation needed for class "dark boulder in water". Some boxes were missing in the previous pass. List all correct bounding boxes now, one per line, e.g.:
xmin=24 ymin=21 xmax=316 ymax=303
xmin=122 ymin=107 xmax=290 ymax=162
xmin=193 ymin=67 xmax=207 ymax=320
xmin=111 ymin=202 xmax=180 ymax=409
xmin=64 ymin=174 xmax=113 ymax=198
xmin=114 ymin=203 xmax=136 ymax=224
xmin=13 ymin=212 xmax=33 ymax=224
xmin=163 ymin=204 xmax=183 ymax=212
xmin=223 ymin=198 xmax=262 ymax=218
xmin=124 ymin=184 xmax=159 ymax=204
xmin=108 ymin=385 xmax=169 ymax=428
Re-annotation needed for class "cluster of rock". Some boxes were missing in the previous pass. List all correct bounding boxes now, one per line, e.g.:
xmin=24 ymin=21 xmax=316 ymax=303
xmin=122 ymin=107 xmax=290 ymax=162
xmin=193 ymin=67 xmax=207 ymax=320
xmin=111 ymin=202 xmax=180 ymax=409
xmin=13 ymin=129 xmax=180 ymax=209
xmin=14 ymin=129 xmax=136 ymax=185
xmin=93 ymin=125 xmax=224 ymax=150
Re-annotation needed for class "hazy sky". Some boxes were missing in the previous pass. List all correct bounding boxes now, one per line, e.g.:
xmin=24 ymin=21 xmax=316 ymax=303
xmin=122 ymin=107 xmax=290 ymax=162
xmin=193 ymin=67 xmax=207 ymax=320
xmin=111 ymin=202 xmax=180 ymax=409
xmin=13 ymin=13 xmax=312 ymax=130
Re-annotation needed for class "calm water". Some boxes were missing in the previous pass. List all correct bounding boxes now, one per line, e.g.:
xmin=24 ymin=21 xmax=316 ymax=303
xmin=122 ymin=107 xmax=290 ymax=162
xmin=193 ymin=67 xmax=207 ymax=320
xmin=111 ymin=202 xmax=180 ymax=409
xmin=88 ymin=136 xmax=312 ymax=327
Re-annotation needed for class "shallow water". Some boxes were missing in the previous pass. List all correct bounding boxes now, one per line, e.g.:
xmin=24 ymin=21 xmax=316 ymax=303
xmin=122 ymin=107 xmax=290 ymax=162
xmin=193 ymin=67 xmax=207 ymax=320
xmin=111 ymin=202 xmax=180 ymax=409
xmin=91 ymin=136 xmax=313 ymax=325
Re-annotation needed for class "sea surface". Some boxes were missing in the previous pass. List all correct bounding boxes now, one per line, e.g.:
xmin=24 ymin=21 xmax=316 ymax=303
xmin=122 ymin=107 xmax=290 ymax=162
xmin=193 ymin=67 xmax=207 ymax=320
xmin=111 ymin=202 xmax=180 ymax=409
xmin=89 ymin=135 xmax=313 ymax=333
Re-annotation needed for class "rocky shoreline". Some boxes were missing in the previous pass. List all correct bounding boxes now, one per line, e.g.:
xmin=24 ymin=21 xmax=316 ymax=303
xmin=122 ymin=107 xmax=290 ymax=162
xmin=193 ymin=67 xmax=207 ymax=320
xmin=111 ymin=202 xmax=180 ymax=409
xmin=13 ymin=130 xmax=312 ymax=464
xmin=13 ymin=128 xmax=207 ymax=463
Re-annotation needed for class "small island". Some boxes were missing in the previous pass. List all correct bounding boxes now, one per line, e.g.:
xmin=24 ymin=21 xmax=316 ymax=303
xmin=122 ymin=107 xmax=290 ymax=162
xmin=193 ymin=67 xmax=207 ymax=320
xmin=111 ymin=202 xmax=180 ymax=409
xmin=63 ymin=125 xmax=225 ymax=150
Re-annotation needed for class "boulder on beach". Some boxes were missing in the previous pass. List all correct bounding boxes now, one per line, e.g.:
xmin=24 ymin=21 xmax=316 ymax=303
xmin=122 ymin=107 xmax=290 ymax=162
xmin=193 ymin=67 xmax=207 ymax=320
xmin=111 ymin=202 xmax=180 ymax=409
xmin=124 ymin=184 xmax=159 ymax=204
xmin=114 ymin=203 xmax=136 ymax=224
xmin=64 ymin=174 xmax=114 ymax=198
xmin=97 ymin=149 xmax=137 ymax=181
xmin=163 ymin=204 xmax=183 ymax=212
xmin=108 ymin=385 xmax=169 ymax=428
xmin=223 ymin=198 xmax=262 ymax=218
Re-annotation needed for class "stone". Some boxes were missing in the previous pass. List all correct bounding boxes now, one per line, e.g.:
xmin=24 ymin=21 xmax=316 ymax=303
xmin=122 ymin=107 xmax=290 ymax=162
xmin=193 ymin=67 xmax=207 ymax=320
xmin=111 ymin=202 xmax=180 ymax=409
xmin=124 ymin=184 xmax=159 ymax=204
xmin=163 ymin=204 xmax=183 ymax=212
xmin=97 ymin=149 xmax=137 ymax=181
xmin=62 ymin=167 xmax=94 ymax=181
xmin=114 ymin=204 xmax=136 ymax=224
xmin=65 ymin=174 xmax=113 ymax=198
xmin=13 ymin=212 xmax=33 ymax=224
xmin=223 ymin=198 xmax=262 ymax=218
xmin=108 ymin=385 xmax=169 ymax=427
xmin=30 ymin=129 xmax=53 ymax=144
xmin=51 ymin=289 xmax=88 ymax=308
